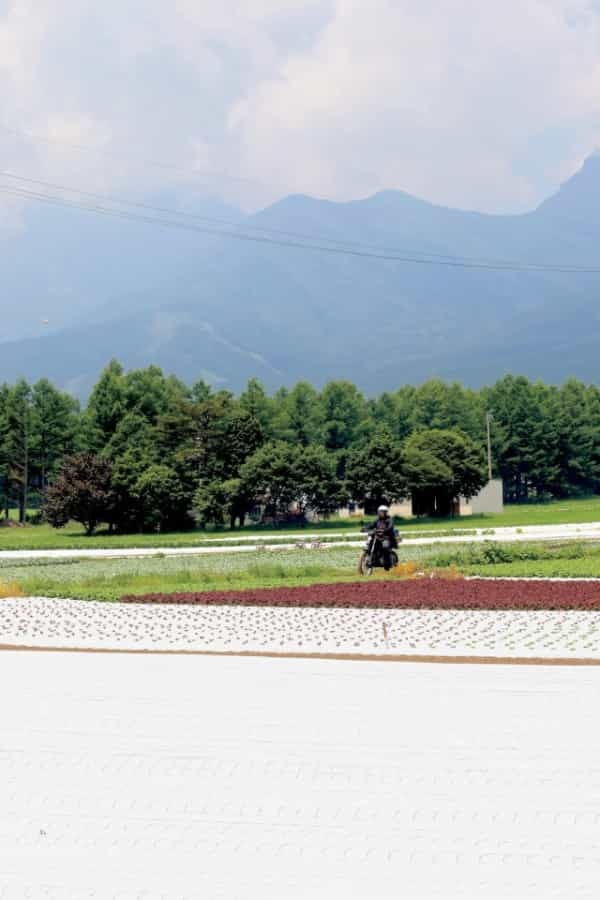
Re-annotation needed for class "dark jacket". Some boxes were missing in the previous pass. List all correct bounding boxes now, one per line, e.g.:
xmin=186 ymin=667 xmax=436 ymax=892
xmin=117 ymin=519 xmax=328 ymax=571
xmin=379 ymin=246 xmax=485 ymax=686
xmin=369 ymin=515 xmax=398 ymax=546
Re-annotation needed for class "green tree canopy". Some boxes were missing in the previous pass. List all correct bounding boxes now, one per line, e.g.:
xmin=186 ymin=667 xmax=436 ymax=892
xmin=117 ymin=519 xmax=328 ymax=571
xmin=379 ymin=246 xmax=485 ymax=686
xmin=83 ymin=359 xmax=126 ymax=452
xmin=295 ymin=445 xmax=346 ymax=516
xmin=272 ymin=381 xmax=323 ymax=446
xmin=483 ymin=375 xmax=555 ymax=502
xmin=319 ymin=381 xmax=368 ymax=451
xmin=132 ymin=464 xmax=189 ymax=532
xmin=238 ymin=441 xmax=344 ymax=521
xmin=238 ymin=442 xmax=300 ymax=520
xmin=403 ymin=429 xmax=486 ymax=517
xmin=3 ymin=359 xmax=600 ymax=534
xmin=345 ymin=429 xmax=406 ymax=513
xmin=238 ymin=378 xmax=273 ymax=435
xmin=31 ymin=379 xmax=80 ymax=488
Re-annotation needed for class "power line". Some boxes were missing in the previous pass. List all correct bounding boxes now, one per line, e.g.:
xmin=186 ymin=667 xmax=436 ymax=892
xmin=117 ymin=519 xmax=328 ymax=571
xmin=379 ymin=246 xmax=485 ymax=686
xmin=7 ymin=126 xmax=599 ymax=270
xmin=0 ymin=170 xmax=247 ymax=228
xmin=2 ymin=182 xmax=600 ymax=274
xmin=4 ymin=127 xmax=599 ymax=270
xmin=1 ymin=169 xmax=562 ymax=266
xmin=2 ymin=173 xmax=600 ymax=274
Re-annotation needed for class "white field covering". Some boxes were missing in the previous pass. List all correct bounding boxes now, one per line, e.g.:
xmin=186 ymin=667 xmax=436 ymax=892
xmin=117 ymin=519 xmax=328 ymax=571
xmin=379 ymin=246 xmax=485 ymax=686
xmin=2 ymin=597 xmax=600 ymax=659
xmin=2 ymin=653 xmax=600 ymax=899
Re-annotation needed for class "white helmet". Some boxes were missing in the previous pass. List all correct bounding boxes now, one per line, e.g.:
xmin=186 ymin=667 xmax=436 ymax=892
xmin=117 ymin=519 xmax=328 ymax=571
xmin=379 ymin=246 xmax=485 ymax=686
xmin=377 ymin=505 xmax=389 ymax=514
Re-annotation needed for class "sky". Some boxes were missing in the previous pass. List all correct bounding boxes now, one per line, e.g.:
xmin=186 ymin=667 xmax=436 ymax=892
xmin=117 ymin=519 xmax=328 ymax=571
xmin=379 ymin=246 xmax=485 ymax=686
xmin=1 ymin=0 xmax=600 ymax=218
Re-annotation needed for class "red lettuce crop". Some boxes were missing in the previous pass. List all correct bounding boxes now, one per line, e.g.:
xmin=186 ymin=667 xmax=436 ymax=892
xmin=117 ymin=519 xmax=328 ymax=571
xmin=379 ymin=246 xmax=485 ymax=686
xmin=120 ymin=578 xmax=600 ymax=610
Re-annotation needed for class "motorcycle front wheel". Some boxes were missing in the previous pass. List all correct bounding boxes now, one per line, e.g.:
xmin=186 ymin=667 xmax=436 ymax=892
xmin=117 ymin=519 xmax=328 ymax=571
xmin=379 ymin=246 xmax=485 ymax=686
xmin=358 ymin=551 xmax=374 ymax=576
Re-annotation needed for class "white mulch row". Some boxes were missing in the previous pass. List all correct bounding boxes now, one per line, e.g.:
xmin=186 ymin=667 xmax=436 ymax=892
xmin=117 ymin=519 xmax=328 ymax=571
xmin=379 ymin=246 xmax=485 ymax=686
xmin=1 ymin=597 xmax=600 ymax=658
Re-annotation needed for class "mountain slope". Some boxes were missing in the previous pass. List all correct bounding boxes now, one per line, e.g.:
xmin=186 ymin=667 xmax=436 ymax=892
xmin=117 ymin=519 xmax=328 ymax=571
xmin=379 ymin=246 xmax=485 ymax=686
xmin=1 ymin=159 xmax=600 ymax=395
xmin=0 ymin=191 xmax=243 ymax=341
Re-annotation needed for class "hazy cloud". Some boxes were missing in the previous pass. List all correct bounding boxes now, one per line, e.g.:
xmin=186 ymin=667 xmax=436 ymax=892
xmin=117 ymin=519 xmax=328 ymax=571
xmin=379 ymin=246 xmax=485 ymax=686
xmin=1 ymin=0 xmax=600 ymax=215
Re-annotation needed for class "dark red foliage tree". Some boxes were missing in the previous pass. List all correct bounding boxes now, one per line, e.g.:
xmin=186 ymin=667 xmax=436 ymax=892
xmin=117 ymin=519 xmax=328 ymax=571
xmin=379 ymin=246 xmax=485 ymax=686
xmin=44 ymin=453 xmax=116 ymax=536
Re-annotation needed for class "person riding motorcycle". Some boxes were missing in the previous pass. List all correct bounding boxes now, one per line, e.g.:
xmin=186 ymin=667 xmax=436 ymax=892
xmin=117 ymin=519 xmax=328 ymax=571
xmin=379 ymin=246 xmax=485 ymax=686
xmin=367 ymin=505 xmax=399 ymax=571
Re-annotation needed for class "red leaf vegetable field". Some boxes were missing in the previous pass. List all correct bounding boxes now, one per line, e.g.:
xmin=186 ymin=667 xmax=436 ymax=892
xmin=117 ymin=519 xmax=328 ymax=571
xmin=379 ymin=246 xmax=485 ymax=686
xmin=121 ymin=578 xmax=600 ymax=610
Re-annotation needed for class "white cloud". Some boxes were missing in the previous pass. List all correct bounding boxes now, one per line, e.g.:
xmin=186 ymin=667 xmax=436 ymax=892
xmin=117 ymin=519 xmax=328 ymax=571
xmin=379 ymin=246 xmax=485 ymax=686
xmin=0 ymin=0 xmax=600 ymax=217
xmin=230 ymin=0 xmax=600 ymax=211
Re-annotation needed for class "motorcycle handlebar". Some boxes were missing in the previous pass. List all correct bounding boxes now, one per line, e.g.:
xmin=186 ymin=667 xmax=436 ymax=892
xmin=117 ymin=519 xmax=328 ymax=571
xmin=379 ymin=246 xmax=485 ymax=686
xmin=360 ymin=527 xmax=401 ymax=541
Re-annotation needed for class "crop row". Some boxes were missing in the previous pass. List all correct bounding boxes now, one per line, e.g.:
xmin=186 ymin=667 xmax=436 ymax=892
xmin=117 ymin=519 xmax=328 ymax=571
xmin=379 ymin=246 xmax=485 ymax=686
xmin=121 ymin=577 xmax=600 ymax=610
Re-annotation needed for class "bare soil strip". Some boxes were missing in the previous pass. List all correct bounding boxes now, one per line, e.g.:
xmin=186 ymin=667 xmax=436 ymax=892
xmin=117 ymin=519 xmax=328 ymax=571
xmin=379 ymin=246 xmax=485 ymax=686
xmin=1 ymin=642 xmax=599 ymax=665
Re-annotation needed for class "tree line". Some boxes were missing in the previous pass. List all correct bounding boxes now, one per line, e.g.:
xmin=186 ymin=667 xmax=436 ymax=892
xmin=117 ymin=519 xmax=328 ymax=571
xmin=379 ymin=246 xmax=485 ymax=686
xmin=1 ymin=360 xmax=600 ymax=533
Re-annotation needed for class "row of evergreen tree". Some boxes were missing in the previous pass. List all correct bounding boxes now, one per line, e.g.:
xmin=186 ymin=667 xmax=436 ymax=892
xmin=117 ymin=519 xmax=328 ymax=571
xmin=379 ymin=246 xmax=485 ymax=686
xmin=2 ymin=360 xmax=600 ymax=532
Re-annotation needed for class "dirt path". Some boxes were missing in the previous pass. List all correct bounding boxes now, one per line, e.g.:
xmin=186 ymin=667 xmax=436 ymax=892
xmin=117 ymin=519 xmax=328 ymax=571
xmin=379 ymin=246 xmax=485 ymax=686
xmin=1 ymin=641 xmax=599 ymax=665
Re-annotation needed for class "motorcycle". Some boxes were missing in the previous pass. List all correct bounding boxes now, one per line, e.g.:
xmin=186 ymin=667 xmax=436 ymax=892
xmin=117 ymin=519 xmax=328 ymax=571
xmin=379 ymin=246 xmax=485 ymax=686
xmin=358 ymin=527 xmax=399 ymax=576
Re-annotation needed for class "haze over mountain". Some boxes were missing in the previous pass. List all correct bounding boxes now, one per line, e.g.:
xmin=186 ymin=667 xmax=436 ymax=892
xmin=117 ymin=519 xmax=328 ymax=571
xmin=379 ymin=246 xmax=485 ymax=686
xmin=2 ymin=155 xmax=600 ymax=397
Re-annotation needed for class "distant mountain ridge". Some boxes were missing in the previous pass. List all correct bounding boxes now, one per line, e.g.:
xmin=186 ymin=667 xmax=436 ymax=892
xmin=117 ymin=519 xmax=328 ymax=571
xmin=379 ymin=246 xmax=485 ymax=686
xmin=2 ymin=157 xmax=600 ymax=396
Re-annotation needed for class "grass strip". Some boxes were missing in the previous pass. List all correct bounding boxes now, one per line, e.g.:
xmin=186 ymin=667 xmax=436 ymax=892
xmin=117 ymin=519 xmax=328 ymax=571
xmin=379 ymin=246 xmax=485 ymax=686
xmin=3 ymin=494 xmax=600 ymax=550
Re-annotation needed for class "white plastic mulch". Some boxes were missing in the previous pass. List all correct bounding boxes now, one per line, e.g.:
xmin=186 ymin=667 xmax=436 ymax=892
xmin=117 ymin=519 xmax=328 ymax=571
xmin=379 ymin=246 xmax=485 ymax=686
xmin=4 ymin=654 xmax=600 ymax=899
xmin=1 ymin=597 xmax=600 ymax=659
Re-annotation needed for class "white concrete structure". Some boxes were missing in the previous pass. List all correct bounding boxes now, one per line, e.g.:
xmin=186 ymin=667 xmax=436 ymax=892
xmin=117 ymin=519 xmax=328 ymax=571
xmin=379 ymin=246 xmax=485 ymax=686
xmin=461 ymin=478 xmax=504 ymax=515
xmin=339 ymin=479 xmax=504 ymax=520
xmin=2 ymin=652 xmax=599 ymax=898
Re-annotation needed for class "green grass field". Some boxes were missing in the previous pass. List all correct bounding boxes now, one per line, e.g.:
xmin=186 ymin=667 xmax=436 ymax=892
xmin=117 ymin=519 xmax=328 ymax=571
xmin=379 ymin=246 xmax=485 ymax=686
xmin=0 ymin=546 xmax=364 ymax=601
xmin=463 ymin=558 xmax=600 ymax=578
xmin=2 ymin=495 xmax=600 ymax=551
xmin=3 ymin=539 xmax=600 ymax=601
xmin=0 ymin=524 xmax=371 ymax=551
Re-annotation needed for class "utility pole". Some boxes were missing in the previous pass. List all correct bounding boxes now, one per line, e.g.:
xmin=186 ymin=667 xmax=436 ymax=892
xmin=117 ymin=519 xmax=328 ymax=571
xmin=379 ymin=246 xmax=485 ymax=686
xmin=485 ymin=412 xmax=493 ymax=482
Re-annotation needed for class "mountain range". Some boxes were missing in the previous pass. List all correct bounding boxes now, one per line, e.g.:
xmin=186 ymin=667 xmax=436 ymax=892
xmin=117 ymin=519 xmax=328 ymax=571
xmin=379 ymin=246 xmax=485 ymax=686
xmin=2 ymin=156 xmax=600 ymax=397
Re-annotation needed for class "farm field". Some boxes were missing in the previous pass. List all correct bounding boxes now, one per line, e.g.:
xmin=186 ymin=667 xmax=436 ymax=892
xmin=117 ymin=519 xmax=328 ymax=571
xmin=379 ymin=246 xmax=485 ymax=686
xmin=3 ymin=495 xmax=600 ymax=551
xmin=3 ymin=541 xmax=600 ymax=661
xmin=5 ymin=513 xmax=600 ymax=898
xmin=3 ymin=591 xmax=600 ymax=658
xmin=0 ymin=545 xmax=364 ymax=600
xmin=5 ymin=540 xmax=600 ymax=601
xmin=2 ymin=652 xmax=600 ymax=899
